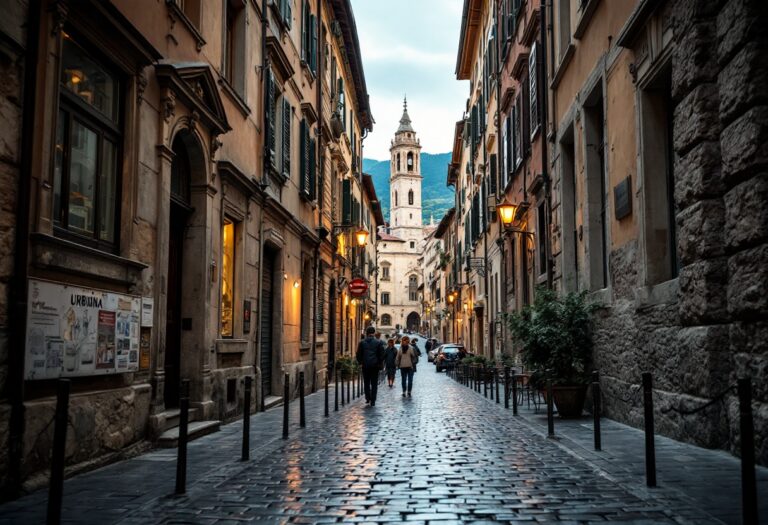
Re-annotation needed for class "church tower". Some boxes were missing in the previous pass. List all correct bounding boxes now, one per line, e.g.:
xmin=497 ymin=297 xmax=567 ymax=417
xmin=389 ymin=97 xmax=423 ymax=242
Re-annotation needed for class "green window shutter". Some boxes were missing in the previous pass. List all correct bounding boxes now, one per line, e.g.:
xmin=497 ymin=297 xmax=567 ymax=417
xmin=310 ymin=14 xmax=318 ymax=74
xmin=309 ymin=136 xmax=316 ymax=200
xmin=490 ymin=154 xmax=497 ymax=195
xmin=342 ymin=179 xmax=351 ymax=225
xmin=266 ymin=70 xmax=276 ymax=170
xmin=337 ymin=78 xmax=344 ymax=113
xmin=299 ymin=119 xmax=308 ymax=195
xmin=282 ymin=99 xmax=291 ymax=178
xmin=283 ymin=0 xmax=292 ymax=29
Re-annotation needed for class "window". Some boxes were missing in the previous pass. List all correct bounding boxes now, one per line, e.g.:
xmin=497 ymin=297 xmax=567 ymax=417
xmin=397 ymin=153 xmax=400 ymax=171
xmin=381 ymin=263 xmax=390 ymax=281
xmin=223 ymin=0 xmax=246 ymax=97
xmin=221 ymin=219 xmax=236 ymax=337
xmin=584 ymin=86 xmax=608 ymax=290
xmin=407 ymin=152 xmax=414 ymax=171
xmin=408 ymin=275 xmax=418 ymax=301
xmin=410 ymin=241 xmax=415 ymax=249
xmin=558 ymin=0 xmax=572 ymax=62
xmin=301 ymin=1 xmax=318 ymax=74
xmin=300 ymin=119 xmax=316 ymax=199
xmin=381 ymin=292 xmax=390 ymax=305
xmin=300 ymin=258 xmax=311 ymax=343
xmin=277 ymin=0 xmax=292 ymax=29
xmin=54 ymin=33 xmax=121 ymax=250
xmin=266 ymin=72 xmax=292 ymax=179
xmin=394 ymin=191 xmax=398 ymax=207
xmin=640 ymin=64 xmax=679 ymax=284
xmin=280 ymin=98 xmax=292 ymax=179
xmin=529 ymin=42 xmax=540 ymax=137
xmin=408 ymin=189 xmax=414 ymax=205
xmin=175 ymin=0 xmax=201 ymax=27
xmin=513 ymin=97 xmax=522 ymax=167
xmin=381 ymin=314 xmax=392 ymax=326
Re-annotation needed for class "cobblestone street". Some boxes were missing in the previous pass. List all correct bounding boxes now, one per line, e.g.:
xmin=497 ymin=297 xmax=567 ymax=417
xmin=2 ymin=368 xmax=765 ymax=524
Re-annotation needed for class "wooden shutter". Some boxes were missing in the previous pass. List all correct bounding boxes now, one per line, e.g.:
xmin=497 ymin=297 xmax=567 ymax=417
xmin=513 ymin=99 xmax=522 ymax=167
xmin=301 ymin=0 xmax=308 ymax=61
xmin=266 ymin=70 xmax=276 ymax=169
xmin=490 ymin=154 xmax=498 ymax=195
xmin=529 ymin=42 xmax=539 ymax=136
xmin=282 ymin=99 xmax=291 ymax=178
xmin=300 ymin=119 xmax=309 ymax=196
xmin=309 ymin=136 xmax=316 ymax=200
xmin=310 ymin=14 xmax=318 ymax=74
xmin=282 ymin=0 xmax=292 ymax=29
xmin=342 ymin=179 xmax=351 ymax=225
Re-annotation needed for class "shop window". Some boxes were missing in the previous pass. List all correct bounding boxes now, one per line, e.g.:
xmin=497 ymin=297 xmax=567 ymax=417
xmin=220 ymin=218 xmax=237 ymax=337
xmin=54 ymin=33 xmax=121 ymax=251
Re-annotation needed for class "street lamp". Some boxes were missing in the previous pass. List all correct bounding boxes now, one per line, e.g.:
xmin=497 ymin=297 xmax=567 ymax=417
xmin=354 ymin=228 xmax=369 ymax=247
xmin=497 ymin=198 xmax=517 ymax=227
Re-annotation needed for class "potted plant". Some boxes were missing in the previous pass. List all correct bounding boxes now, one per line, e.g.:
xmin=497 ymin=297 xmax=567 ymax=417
xmin=506 ymin=288 xmax=598 ymax=418
xmin=335 ymin=356 xmax=359 ymax=380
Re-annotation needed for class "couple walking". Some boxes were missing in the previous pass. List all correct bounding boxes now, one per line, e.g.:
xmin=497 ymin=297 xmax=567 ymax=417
xmin=356 ymin=326 xmax=419 ymax=405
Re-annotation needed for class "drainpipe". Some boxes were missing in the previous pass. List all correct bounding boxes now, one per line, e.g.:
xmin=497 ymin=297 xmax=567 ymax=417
xmin=310 ymin=0 xmax=323 ymax=392
xmin=495 ymin=0 xmax=505 ymax=358
xmin=6 ymin=0 xmax=40 ymax=498
xmin=540 ymin=0 xmax=554 ymax=290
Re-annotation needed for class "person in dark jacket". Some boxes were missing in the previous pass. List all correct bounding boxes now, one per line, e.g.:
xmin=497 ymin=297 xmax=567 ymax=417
xmin=356 ymin=326 xmax=386 ymax=406
xmin=384 ymin=339 xmax=397 ymax=387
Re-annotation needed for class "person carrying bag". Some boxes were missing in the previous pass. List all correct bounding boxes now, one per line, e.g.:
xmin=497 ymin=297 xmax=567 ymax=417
xmin=395 ymin=336 xmax=418 ymax=397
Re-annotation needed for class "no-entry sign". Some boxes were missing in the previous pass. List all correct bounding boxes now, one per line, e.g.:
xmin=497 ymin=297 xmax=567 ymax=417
xmin=348 ymin=278 xmax=369 ymax=297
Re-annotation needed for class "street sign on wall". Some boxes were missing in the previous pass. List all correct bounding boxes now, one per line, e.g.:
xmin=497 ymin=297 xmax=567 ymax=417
xmin=348 ymin=278 xmax=369 ymax=297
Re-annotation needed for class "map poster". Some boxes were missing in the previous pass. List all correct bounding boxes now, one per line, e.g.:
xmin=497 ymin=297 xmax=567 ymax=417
xmin=25 ymin=279 xmax=141 ymax=380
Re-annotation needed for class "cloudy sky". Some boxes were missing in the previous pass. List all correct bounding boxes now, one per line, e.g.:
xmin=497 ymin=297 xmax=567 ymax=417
xmin=351 ymin=0 xmax=468 ymax=161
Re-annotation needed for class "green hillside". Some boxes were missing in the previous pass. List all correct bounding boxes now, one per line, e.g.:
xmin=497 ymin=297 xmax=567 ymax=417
xmin=364 ymin=152 xmax=454 ymax=225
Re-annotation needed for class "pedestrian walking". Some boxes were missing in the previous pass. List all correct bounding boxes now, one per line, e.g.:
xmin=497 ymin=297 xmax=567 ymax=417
xmin=396 ymin=336 xmax=418 ymax=397
xmin=384 ymin=339 xmax=397 ymax=388
xmin=356 ymin=326 xmax=386 ymax=406
xmin=425 ymin=339 xmax=433 ymax=354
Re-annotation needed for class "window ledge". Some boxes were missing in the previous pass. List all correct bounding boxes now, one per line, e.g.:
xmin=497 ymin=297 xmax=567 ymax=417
xmin=31 ymin=232 xmax=147 ymax=287
xmin=573 ymin=0 xmax=600 ymax=40
xmin=219 ymin=77 xmax=251 ymax=117
xmin=165 ymin=0 xmax=206 ymax=51
xmin=215 ymin=339 xmax=248 ymax=354
xmin=634 ymin=277 xmax=679 ymax=310
xmin=550 ymin=43 xmax=575 ymax=89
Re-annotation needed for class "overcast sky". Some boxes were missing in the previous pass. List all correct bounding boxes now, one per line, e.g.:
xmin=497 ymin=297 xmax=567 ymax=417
xmin=352 ymin=0 xmax=468 ymax=161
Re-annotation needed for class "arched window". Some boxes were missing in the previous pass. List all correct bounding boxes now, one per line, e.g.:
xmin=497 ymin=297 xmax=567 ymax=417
xmin=408 ymin=275 xmax=418 ymax=301
xmin=407 ymin=152 xmax=414 ymax=171
xmin=396 ymin=153 xmax=400 ymax=171
xmin=394 ymin=191 xmax=398 ymax=206
xmin=381 ymin=314 xmax=392 ymax=326
xmin=408 ymin=189 xmax=414 ymax=205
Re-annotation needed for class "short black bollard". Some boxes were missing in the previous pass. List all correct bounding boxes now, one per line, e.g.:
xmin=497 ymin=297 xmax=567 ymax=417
xmin=642 ymin=372 xmax=656 ymax=487
xmin=546 ymin=377 xmax=555 ymax=438
xmin=738 ymin=378 xmax=758 ymax=525
xmin=504 ymin=367 xmax=510 ymax=409
xmin=483 ymin=366 xmax=488 ymax=398
xmin=495 ymin=368 xmax=500 ymax=404
xmin=347 ymin=374 xmax=351 ymax=403
xmin=282 ymin=374 xmax=290 ymax=439
xmin=175 ymin=379 xmax=190 ymax=494
xmin=47 ymin=379 xmax=70 ymax=525
xmin=242 ymin=376 xmax=252 ymax=461
xmin=512 ymin=374 xmax=519 ymax=416
xmin=299 ymin=371 xmax=306 ymax=428
xmin=334 ymin=368 xmax=339 ymax=412
xmin=592 ymin=370 xmax=601 ymax=451
xmin=324 ymin=373 xmax=329 ymax=417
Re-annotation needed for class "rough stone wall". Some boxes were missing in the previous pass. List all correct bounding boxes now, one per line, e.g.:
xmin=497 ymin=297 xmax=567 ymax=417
xmin=596 ymin=0 xmax=768 ymax=465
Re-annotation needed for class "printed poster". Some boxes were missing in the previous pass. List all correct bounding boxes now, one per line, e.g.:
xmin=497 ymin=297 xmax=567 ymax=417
xmin=25 ymin=279 xmax=141 ymax=380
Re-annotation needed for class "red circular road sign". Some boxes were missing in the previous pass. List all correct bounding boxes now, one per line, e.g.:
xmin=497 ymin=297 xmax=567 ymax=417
xmin=348 ymin=278 xmax=369 ymax=297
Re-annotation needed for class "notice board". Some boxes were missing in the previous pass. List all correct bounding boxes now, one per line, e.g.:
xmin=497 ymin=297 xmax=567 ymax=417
xmin=25 ymin=279 xmax=141 ymax=380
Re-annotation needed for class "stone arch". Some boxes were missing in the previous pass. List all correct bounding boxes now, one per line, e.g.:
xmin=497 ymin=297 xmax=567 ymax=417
xmin=406 ymin=311 xmax=420 ymax=332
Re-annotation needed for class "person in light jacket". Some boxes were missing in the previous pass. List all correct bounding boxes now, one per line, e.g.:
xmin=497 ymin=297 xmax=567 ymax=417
xmin=396 ymin=336 xmax=418 ymax=397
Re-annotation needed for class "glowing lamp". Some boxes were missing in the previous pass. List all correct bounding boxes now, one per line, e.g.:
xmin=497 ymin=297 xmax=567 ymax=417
xmin=497 ymin=198 xmax=517 ymax=226
xmin=355 ymin=228 xmax=369 ymax=247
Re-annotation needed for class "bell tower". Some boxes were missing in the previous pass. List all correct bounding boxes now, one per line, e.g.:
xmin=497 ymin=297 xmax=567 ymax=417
xmin=389 ymin=96 xmax=423 ymax=241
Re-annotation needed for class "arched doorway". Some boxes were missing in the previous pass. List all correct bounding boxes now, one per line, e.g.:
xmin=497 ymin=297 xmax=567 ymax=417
xmin=406 ymin=311 xmax=421 ymax=333
xmin=165 ymin=130 xmax=204 ymax=407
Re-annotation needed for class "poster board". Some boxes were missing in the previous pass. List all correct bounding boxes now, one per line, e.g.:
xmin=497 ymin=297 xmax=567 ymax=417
xmin=25 ymin=279 xmax=141 ymax=380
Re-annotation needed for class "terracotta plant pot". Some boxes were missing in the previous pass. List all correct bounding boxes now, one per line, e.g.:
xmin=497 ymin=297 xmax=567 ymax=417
xmin=552 ymin=385 xmax=588 ymax=418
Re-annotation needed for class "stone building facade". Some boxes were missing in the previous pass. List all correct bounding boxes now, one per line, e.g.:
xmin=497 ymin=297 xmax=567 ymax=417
xmin=0 ymin=0 xmax=377 ymax=495
xmin=547 ymin=0 xmax=767 ymax=463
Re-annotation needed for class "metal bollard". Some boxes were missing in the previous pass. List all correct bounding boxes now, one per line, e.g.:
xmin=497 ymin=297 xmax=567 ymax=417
xmin=242 ymin=376 xmax=252 ymax=461
xmin=334 ymin=368 xmax=339 ymax=412
xmin=483 ymin=366 xmax=488 ymax=398
xmin=347 ymin=373 xmax=351 ymax=403
xmin=738 ymin=378 xmax=758 ymax=525
xmin=546 ymin=377 xmax=555 ymax=438
xmin=495 ymin=368 xmax=500 ymax=404
xmin=175 ymin=379 xmax=190 ymax=494
xmin=47 ymin=379 xmax=70 ymax=524
xmin=642 ymin=372 xmax=656 ymax=487
xmin=324 ymin=373 xmax=329 ymax=417
xmin=299 ymin=371 xmax=306 ymax=428
xmin=282 ymin=374 xmax=290 ymax=439
xmin=592 ymin=370 xmax=601 ymax=451
xmin=512 ymin=373 xmax=518 ymax=416
xmin=504 ymin=367 xmax=510 ymax=409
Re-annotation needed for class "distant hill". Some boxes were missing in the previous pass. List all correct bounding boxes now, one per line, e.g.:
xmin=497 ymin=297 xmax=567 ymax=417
xmin=364 ymin=152 xmax=454 ymax=225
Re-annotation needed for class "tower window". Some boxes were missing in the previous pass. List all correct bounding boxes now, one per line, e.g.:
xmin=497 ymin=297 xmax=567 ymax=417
xmin=407 ymin=152 xmax=414 ymax=171
xmin=394 ymin=191 xmax=398 ymax=206
xmin=410 ymin=241 xmax=415 ymax=249
xmin=408 ymin=189 xmax=414 ymax=205
xmin=397 ymin=153 xmax=400 ymax=171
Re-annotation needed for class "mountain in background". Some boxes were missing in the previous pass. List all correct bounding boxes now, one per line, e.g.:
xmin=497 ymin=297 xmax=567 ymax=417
xmin=364 ymin=152 xmax=454 ymax=226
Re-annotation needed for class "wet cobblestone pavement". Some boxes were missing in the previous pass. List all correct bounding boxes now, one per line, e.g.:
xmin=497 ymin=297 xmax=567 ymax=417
xmin=1 ymin=368 xmax=763 ymax=524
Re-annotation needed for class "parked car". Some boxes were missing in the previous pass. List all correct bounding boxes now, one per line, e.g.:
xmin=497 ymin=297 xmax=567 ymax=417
xmin=434 ymin=344 xmax=465 ymax=372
